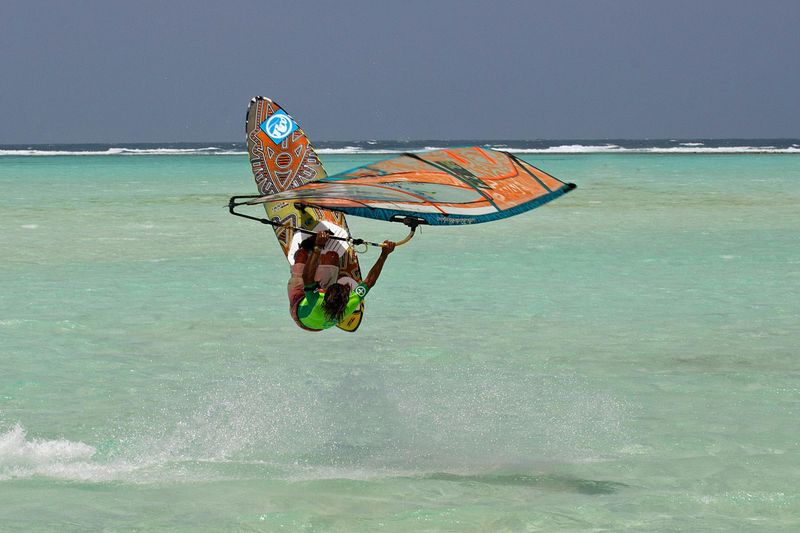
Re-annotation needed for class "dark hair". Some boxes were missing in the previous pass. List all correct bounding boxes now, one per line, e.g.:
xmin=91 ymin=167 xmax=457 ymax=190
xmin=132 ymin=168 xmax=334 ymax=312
xmin=322 ymin=283 xmax=349 ymax=323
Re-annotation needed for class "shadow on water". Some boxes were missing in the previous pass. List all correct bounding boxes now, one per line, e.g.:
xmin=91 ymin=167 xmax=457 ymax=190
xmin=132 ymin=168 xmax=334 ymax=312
xmin=420 ymin=472 xmax=628 ymax=495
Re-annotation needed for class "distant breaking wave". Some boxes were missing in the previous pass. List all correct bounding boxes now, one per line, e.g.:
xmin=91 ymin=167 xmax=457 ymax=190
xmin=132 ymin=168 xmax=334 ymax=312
xmin=489 ymin=144 xmax=800 ymax=154
xmin=0 ymin=146 xmax=245 ymax=156
xmin=1 ymin=140 xmax=799 ymax=156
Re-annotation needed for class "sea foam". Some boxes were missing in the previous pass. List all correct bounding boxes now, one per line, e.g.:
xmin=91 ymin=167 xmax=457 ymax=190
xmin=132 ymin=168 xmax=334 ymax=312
xmin=0 ymin=423 xmax=95 ymax=480
xmin=0 ymin=423 xmax=177 ymax=483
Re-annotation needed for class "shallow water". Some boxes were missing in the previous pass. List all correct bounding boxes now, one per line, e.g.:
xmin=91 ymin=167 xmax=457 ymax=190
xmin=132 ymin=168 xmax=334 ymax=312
xmin=1 ymin=152 xmax=799 ymax=530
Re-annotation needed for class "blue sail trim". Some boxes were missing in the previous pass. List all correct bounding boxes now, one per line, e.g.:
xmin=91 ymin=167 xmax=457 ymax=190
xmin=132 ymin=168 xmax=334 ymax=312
xmin=319 ymin=183 xmax=575 ymax=226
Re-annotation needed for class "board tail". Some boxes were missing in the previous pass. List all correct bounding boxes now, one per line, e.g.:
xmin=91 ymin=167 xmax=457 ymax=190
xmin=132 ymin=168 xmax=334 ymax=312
xmin=245 ymin=96 xmax=327 ymax=196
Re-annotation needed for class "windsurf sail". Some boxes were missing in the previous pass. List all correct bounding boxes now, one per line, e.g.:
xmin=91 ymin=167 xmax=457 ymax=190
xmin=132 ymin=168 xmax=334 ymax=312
xmin=235 ymin=147 xmax=575 ymax=226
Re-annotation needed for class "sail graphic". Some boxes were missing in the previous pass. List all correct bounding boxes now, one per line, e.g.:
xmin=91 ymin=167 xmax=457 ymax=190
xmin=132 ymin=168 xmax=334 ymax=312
xmin=242 ymin=147 xmax=575 ymax=225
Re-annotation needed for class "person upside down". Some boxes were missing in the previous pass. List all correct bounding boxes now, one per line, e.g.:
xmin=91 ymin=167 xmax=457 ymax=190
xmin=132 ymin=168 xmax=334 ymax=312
xmin=288 ymin=230 xmax=395 ymax=331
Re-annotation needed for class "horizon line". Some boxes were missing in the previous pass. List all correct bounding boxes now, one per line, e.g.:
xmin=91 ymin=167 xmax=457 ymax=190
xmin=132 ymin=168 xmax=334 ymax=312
xmin=2 ymin=137 xmax=800 ymax=145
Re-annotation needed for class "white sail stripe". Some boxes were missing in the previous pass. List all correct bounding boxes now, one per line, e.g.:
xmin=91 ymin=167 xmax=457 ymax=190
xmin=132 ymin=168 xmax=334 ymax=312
xmin=359 ymin=202 xmax=497 ymax=215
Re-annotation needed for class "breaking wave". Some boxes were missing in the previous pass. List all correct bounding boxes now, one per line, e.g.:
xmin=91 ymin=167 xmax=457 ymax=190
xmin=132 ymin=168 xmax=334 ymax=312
xmin=0 ymin=146 xmax=245 ymax=156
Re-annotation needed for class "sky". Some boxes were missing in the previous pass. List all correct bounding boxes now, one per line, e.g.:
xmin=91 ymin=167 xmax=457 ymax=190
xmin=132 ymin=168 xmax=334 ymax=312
xmin=1 ymin=0 xmax=798 ymax=143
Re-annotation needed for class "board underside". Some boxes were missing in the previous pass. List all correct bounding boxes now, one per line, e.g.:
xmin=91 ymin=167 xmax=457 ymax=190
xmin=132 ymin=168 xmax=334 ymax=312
xmin=245 ymin=97 xmax=363 ymax=332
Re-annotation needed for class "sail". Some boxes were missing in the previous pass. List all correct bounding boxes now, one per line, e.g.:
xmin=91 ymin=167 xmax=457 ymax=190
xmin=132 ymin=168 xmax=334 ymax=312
xmin=242 ymin=147 xmax=575 ymax=226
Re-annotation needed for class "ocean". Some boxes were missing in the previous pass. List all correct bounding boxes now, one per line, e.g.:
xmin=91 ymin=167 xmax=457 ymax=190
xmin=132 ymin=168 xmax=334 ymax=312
xmin=1 ymin=142 xmax=799 ymax=530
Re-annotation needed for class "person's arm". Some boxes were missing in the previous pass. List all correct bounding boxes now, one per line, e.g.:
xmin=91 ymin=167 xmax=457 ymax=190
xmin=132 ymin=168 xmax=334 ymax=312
xmin=363 ymin=241 xmax=395 ymax=288
xmin=302 ymin=231 xmax=330 ymax=286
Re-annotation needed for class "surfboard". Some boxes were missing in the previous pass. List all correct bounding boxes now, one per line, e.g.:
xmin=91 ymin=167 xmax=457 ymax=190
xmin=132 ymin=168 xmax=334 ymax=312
xmin=245 ymin=97 xmax=364 ymax=332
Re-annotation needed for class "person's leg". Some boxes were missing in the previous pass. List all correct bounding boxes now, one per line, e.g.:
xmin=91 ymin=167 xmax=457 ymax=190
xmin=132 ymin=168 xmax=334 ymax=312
xmin=291 ymin=246 xmax=341 ymax=289
xmin=315 ymin=263 xmax=339 ymax=290
xmin=287 ymin=275 xmax=305 ymax=306
xmin=289 ymin=247 xmax=309 ymax=300
xmin=313 ymin=249 xmax=341 ymax=289
xmin=291 ymin=250 xmax=306 ymax=279
xmin=294 ymin=247 xmax=309 ymax=264
xmin=320 ymin=250 xmax=339 ymax=266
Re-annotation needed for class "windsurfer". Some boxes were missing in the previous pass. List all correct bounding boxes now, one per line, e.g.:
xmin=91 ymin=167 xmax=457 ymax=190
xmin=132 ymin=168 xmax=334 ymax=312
xmin=288 ymin=230 xmax=395 ymax=331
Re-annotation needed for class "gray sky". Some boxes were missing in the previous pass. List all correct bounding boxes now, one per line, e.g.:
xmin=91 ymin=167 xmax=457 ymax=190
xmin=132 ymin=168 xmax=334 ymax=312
xmin=1 ymin=0 xmax=798 ymax=142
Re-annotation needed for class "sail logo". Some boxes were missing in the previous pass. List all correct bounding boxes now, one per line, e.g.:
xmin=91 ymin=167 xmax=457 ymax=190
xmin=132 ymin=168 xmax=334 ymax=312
xmin=261 ymin=110 xmax=297 ymax=144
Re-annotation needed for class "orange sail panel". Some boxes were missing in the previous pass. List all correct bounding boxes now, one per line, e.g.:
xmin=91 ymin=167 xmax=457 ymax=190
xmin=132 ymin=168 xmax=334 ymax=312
xmin=244 ymin=147 xmax=576 ymax=225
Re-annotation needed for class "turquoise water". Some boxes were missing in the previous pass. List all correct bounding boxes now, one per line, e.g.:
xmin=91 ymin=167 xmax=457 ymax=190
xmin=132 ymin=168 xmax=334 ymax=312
xmin=1 ymin=153 xmax=799 ymax=530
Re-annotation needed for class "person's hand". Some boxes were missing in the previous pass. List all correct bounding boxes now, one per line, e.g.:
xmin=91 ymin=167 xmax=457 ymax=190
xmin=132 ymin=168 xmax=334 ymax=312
xmin=315 ymin=230 xmax=331 ymax=248
xmin=380 ymin=241 xmax=396 ymax=255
